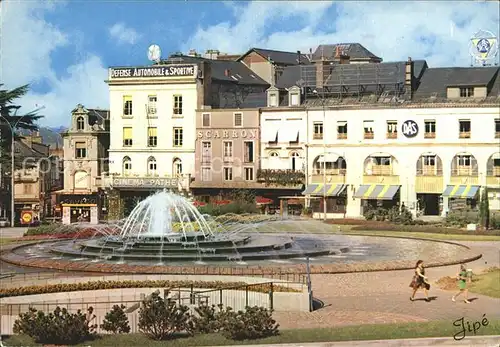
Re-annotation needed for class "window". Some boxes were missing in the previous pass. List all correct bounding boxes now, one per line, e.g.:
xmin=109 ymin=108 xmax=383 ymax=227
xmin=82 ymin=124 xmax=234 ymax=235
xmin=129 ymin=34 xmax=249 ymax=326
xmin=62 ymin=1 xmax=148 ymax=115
xmin=234 ymin=113 xmax=243 ymax=127
xmin=148 ymin=127 xmax=157 ymax=147
xmin=313 ymin=122 xmax=323 ymax=139
xmin=24 ymin=184 xmax=32 ymax=194
xmin=123 ymin=127 xmax=133 ymax=146
xmin=173 ymin=95 xmax=183 ymax=115
xmin=457 ymin=155 xmax=471 ymax=167
xmin=460 ymin=87 xmax=474 ymax=98
xmin=290 ymin=93 xmax=300 ymax=106
xmin=424 ymin=120 xmax=436 ymax=138
xmin=269 ymin=93 xmax=278 ymax=107
xmin=363 ymin=120 xmax=374 ymax=139
xmin=147 ymin=157 xmax=157 ymax=176
xmin=123 ymin=156 xmax=132 ymax=176
xmin=223 ymin=141 xmax=233 ymax=161
xmin=201 ymin=167 xmax=212 ymax=181
xmin=123 ymin=96 xmax=132 ymax=116
xmin=148 ymin=95 xmax=157 ymax=116
xmin=202 ymin=113 xmax=210 ymax=127
xmin=223 ymin=167 xmax=233 ymax=181
xmin=76 ymin=116 xmax=85 ymax=131
xmin=201 ymin=141 xmax=212 ymax=163
xmin=75 ymin=142 xmax=87 ymax=159
xmin=173 ymin=127 xmax=183 ymax=147
xmin=387 ymin=120 xmax=397 ymax=139
xmin=244 ymin=167 xmax=254 ymax=181
xmin=291 ymin=152 xmax=300 ymax=171
xmin=173 ymin=158 xmax=182 ymax=176
xmin=337 ymin=121 xmax=347 ymax=139
xmin=422 ymin=155 xmax=437 ymax=175
xmin=495 ymin=119 xmax=500 ymax=138
xmin=493 ymin=159 xmax=500 ymax=176
xmin=244 ymin=141 xmax=254 ymax=163
xmin=269 ymin=152 xmax=279 ymax=158
xmin=459 ymin=120 xmax=471 ymax=138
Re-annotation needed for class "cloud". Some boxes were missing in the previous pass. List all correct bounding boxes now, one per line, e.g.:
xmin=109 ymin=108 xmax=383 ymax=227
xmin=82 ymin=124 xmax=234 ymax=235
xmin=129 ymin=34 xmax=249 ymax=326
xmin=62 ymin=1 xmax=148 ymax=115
xmin=108 ymin=22 xmax=141 ymax=45
xmin=184 ymin=1 xmax=500 ymax=67
xmin=0 ymin=1 xmax=108 ymax=127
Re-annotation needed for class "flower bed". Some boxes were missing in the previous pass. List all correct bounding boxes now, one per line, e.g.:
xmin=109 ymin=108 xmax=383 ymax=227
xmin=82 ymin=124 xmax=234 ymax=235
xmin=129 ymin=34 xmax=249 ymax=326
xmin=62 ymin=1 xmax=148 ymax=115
xmin=350 ymin=223 xmax=500 ymax=235
xmin=0 ymin=279 xmax=300 ymax=298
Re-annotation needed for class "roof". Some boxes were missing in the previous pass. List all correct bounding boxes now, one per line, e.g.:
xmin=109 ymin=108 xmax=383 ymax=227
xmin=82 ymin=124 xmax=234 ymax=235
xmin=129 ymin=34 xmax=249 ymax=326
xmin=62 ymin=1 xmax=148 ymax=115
xmin=413 ymin=66 xmax=500 ymax=98
xmin=14 ymin=139 xmax=48 ymax=158
xmin=237 ymin=48 xmax=310 ymax=65
xmin=312 ymin=43 xmax=382 ymax=62
xmin=163 ymin=54 xmax=269 ymax=86
xmin=71 ymin=104 xmax=110 ymax=128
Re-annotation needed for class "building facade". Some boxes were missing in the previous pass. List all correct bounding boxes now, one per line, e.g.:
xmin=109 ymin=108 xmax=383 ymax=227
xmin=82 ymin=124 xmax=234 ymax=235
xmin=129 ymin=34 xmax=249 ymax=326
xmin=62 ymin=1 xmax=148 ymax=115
xmin=263 ymin=52 xmax=500 ymax=219
xmin=59 ymin=104 xmax=110 ymax=224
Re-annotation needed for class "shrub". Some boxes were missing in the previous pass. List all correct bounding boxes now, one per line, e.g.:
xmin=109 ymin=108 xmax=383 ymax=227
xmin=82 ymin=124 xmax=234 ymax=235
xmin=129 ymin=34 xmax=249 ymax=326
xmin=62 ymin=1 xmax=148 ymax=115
xmin=218 ymin=306 xmax=280 ymax=340
xmin=190 ymin=304 xmax=221 ymax=334
xmin=445 ymin=211 xmax=479 ymax=227
xmin=479 ymin=187 xmax=490 ymax=229
xmin=138 ymin=291 xmax=192 ymax=340
xmin=13 ymin=306 xmax=96 ymax=345
xmin=100 ymin=304 xmax=130 ymax=334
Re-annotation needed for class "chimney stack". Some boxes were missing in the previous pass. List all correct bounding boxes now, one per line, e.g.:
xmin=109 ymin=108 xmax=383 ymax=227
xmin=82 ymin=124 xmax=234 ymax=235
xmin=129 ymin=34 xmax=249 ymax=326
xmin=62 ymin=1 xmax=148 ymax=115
xmin=405 ymin=57 xmax=414 ymax=100
xmin=297 ymin=51 xmax=301 ymax=65
xmin=188 ymin=49 xmax=197 ymax=57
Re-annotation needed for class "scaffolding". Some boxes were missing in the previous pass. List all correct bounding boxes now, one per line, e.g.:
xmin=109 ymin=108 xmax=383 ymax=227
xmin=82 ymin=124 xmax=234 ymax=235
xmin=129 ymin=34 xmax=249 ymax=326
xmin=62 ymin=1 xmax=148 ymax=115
xmin=300 ymin=62 xmax=406 ymax=102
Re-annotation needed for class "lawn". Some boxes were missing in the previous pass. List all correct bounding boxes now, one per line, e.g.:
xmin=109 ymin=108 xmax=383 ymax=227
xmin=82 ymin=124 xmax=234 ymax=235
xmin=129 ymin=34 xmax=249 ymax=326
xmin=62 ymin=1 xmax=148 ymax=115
xmin=469 ymin=268 xmax=500 ymax=298
xmin=4 ymin=320 xmax=500 ymax=346
xmin=255 ymin=221 xmax=500 ymax=241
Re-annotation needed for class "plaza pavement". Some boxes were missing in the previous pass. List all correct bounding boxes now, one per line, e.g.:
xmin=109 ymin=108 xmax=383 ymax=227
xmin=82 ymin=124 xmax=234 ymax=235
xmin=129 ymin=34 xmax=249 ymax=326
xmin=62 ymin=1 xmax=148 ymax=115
xmin=0 ymin=228 xmax=26 ymax=239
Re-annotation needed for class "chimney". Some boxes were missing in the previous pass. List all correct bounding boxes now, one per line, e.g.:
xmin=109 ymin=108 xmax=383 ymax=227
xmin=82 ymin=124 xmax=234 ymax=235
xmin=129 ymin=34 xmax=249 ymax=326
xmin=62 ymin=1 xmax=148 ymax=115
xmin=188 ymin=49 xmax=197 ymax=57
xmin=204 ymin=49 xmax=220 ymax=60
xmin=297 ymin=51 xmax=301 ymax=65
xmin=197 ymin=61 xmax=212 ymax=108
xmin=224 ymin=69 xmax=231 ymax=77
xmin=339 ymin=51 xmax=350 ymax=64
xmin=405 ymin=57 xmax=414 ymax=100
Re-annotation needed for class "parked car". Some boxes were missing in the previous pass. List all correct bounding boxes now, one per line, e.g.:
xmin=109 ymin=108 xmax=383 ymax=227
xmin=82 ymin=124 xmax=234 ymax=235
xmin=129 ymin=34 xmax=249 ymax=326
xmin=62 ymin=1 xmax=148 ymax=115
xmin=0 ymin=217 xmax=10 ymax=227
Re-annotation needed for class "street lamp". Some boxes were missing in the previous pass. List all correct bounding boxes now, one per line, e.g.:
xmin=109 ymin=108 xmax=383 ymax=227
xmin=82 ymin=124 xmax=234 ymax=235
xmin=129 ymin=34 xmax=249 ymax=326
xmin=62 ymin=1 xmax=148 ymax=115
xmin=0 ymin=106 xmax=21 ymax=227
xmin=313 ymin=89 xmax=327 ymax=221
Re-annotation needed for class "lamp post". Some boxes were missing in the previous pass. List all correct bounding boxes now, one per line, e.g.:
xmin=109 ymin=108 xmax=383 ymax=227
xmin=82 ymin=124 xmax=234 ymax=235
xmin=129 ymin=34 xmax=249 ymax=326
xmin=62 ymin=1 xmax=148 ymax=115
xmin=313 ymin=89 xmax=327 ymax=221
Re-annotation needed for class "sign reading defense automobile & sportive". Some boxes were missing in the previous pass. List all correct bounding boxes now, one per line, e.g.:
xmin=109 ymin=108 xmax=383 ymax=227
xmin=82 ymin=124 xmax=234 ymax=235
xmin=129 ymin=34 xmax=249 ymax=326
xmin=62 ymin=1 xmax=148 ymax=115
xmin=402 ymin=120 xmax=419 ymax=138
xmin=112 ymin=178 xmax=179 ymax=188
xmin=109 ymin=65 xmax=197 ymax=79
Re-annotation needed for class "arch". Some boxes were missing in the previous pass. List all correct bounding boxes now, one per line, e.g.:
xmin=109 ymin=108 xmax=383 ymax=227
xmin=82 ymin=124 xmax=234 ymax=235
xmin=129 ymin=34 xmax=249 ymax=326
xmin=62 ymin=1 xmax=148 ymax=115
xmin=147 ymin=156 xmax=157 ymax=176
xmin=76 ymin=116 xmax=85 ymax=131
xmin=364 ymin=153 xmax=398 ymax=176
xmin=269 ymin=151 xmax=279 ymax=157
xmin=173 ymin=157 xmax=182 ymax=176
xmin=312 ymin=153 xmax=346 ymax=175
xmin=416 ymin=152 xmax=443 ymax=176
xmin=122 ymin=156 xmax=132 ymax=176
xmin=486 ymin=152 xmax=500 ymax=176
xmin=290 ymin=151 xmax=301 ymax=171
xmin=74 ymin=170 xmax=89 ymax=189
xmin=451 ymin=152 xmax=478 ymax=176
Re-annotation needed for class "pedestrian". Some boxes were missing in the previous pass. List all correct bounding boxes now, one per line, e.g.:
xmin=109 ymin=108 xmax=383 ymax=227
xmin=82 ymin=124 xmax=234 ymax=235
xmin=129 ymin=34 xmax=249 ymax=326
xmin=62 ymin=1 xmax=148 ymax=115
xmin=409 ymin=259 xmax=431 ymax=302
xmin=452 ymin=264 xmax=471 ymax=304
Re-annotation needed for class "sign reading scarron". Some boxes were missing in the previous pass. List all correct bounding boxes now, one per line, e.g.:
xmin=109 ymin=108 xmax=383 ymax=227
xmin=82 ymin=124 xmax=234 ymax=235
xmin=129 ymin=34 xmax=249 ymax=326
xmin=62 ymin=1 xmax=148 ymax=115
xmin=402 ymin=120 xmax=419 ymax=138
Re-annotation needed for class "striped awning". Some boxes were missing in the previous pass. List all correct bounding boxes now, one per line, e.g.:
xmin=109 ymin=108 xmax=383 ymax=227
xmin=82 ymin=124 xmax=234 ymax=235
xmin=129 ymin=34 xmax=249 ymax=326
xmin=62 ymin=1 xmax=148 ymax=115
xmin=353 ymin=184 xmax=401 ymax=200
xmin=302 ymin=184 xmax=347 ymax=197
xmin=442 ymin=185 xmax=480 ymax=198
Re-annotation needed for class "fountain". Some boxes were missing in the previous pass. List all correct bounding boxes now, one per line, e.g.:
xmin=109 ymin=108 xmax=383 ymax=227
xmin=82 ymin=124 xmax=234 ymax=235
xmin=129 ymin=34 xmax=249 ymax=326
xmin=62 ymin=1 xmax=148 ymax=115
xmin=46 ymin=191 xmax=333 ymax=264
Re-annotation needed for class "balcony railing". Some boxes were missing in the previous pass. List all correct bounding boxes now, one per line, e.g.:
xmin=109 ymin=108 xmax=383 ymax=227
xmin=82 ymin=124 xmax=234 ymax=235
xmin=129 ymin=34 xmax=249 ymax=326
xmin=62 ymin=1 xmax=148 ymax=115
xmin=337 ymin=133 xmax=347 ymax=140
xmin=424 ymin=132 xmax=436 ymax=139
xmin=488 ymin=167 xmax=500 ymax=177
xmin=495 ymin=132 xmax=500 ymax=139
xmin=368 ymin=165 xmax=394 ymax=175
xmin=451 ymin=167 xmax=478 ymax=176
xmin=313 ymin=133 xmax=323 ymax=140
xmin=416 ymin=167 xmax=443 ymax=176
xmin=386 ymin=132 xmax=397 ymax=139
xmin=257 ymin=169 xmax=305 ymax=186
xmin=459 ymin=131 xmax=471 ymax=139
xmin=312 ymin=168 xmax=346 ymax=175
xmin=364 ymin=132 xmax=374 ymax=139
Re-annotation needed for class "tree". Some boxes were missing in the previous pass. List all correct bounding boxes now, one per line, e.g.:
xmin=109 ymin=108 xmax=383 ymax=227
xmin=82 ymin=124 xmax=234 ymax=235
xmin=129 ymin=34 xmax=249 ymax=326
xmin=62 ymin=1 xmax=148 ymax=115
xmin=100 ymin=304 xmax=131 ymax=334
xmin=479 ymin=187 xmax=490 ymax=229
xmin=0 ymin=84 xmax=44 ymax=171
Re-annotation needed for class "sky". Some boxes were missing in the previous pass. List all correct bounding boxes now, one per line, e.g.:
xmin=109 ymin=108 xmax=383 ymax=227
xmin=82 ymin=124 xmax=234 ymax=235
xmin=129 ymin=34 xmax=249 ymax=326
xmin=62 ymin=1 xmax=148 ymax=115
xmin=1 ymin=0 xmax=499 ymax=127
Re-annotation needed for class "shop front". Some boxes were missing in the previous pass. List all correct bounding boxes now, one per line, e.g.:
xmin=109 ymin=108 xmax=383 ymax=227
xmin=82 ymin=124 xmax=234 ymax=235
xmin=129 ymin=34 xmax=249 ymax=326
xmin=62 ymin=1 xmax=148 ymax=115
xmin=353 ymin=184 xmax=401 ymax=216
xmin=442 ymin=185 xmax=480 ymax=214
xmin=59 ymin=194 xmax=99 ymax=225
xmin=302 ymin=183 xmax=348 ymax=219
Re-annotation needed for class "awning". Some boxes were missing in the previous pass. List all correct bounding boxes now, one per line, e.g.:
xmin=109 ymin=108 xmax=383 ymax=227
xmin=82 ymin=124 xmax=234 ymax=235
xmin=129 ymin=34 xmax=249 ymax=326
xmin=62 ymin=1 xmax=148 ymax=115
xmin=354 ymin=184 xmax=401 ymax=200
xmin=442 ymin=185 xmax=480 ymax=198
xmin=280 ymin=122 xmax=300 ymax=142
xmin=317 ymin=153 xmax=340 ymax=163
xmin=302 ymin=184 xmax=347 ymax=197
xmin=261 ymin=124 xmax=279 ymax=142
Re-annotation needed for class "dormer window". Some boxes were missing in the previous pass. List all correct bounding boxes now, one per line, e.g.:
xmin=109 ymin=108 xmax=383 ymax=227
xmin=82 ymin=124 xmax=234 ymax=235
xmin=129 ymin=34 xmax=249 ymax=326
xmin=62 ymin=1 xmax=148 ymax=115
xmin=460 ymin=87 xmax=474 ymax=98
xmin=76 ymin=116 xmax=85 ymax=131
xmin=267 ymin=86 xmax=279 ymax=107
xmin=288 ymin=86 xmax=301 ymax=107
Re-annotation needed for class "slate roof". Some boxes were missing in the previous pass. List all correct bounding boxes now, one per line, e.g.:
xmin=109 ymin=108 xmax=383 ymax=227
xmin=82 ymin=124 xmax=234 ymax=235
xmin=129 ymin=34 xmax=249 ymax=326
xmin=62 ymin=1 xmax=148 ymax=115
xmin=163 ymin=54 xmax=269 ymax=86
xmin=312 ymin=43 xmax=382 ymax=62
xmin=237 ymin=48 xmax=311 ymax=65
xmin=14 ymin=139 xmax=48 ymax=158
xmin=413 ymin=66 xmax=500 ymax=98
xmin=71 ymin=105 xmax=110 ymax=128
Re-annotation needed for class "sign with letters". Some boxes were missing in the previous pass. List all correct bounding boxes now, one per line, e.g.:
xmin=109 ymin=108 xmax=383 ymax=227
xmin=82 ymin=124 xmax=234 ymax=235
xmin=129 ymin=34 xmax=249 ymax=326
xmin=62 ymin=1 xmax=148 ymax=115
xmin=109 ymin=65 xmax=197 ymax=79
xmin=112 ymin=178 xmax=179 ymax=188
xmin=402 ymin=120 xmax=419 ymax=138
xmin=197 ymin=129 xmax=258 ymax=140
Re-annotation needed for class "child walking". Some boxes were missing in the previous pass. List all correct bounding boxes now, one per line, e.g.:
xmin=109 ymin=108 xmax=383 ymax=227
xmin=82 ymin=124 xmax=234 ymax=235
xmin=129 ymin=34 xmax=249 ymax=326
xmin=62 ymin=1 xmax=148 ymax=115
xmin=409 ymin=260 xmax=431 ymax=302
xmin=452 ymin=264 xmax=471 ymax=304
